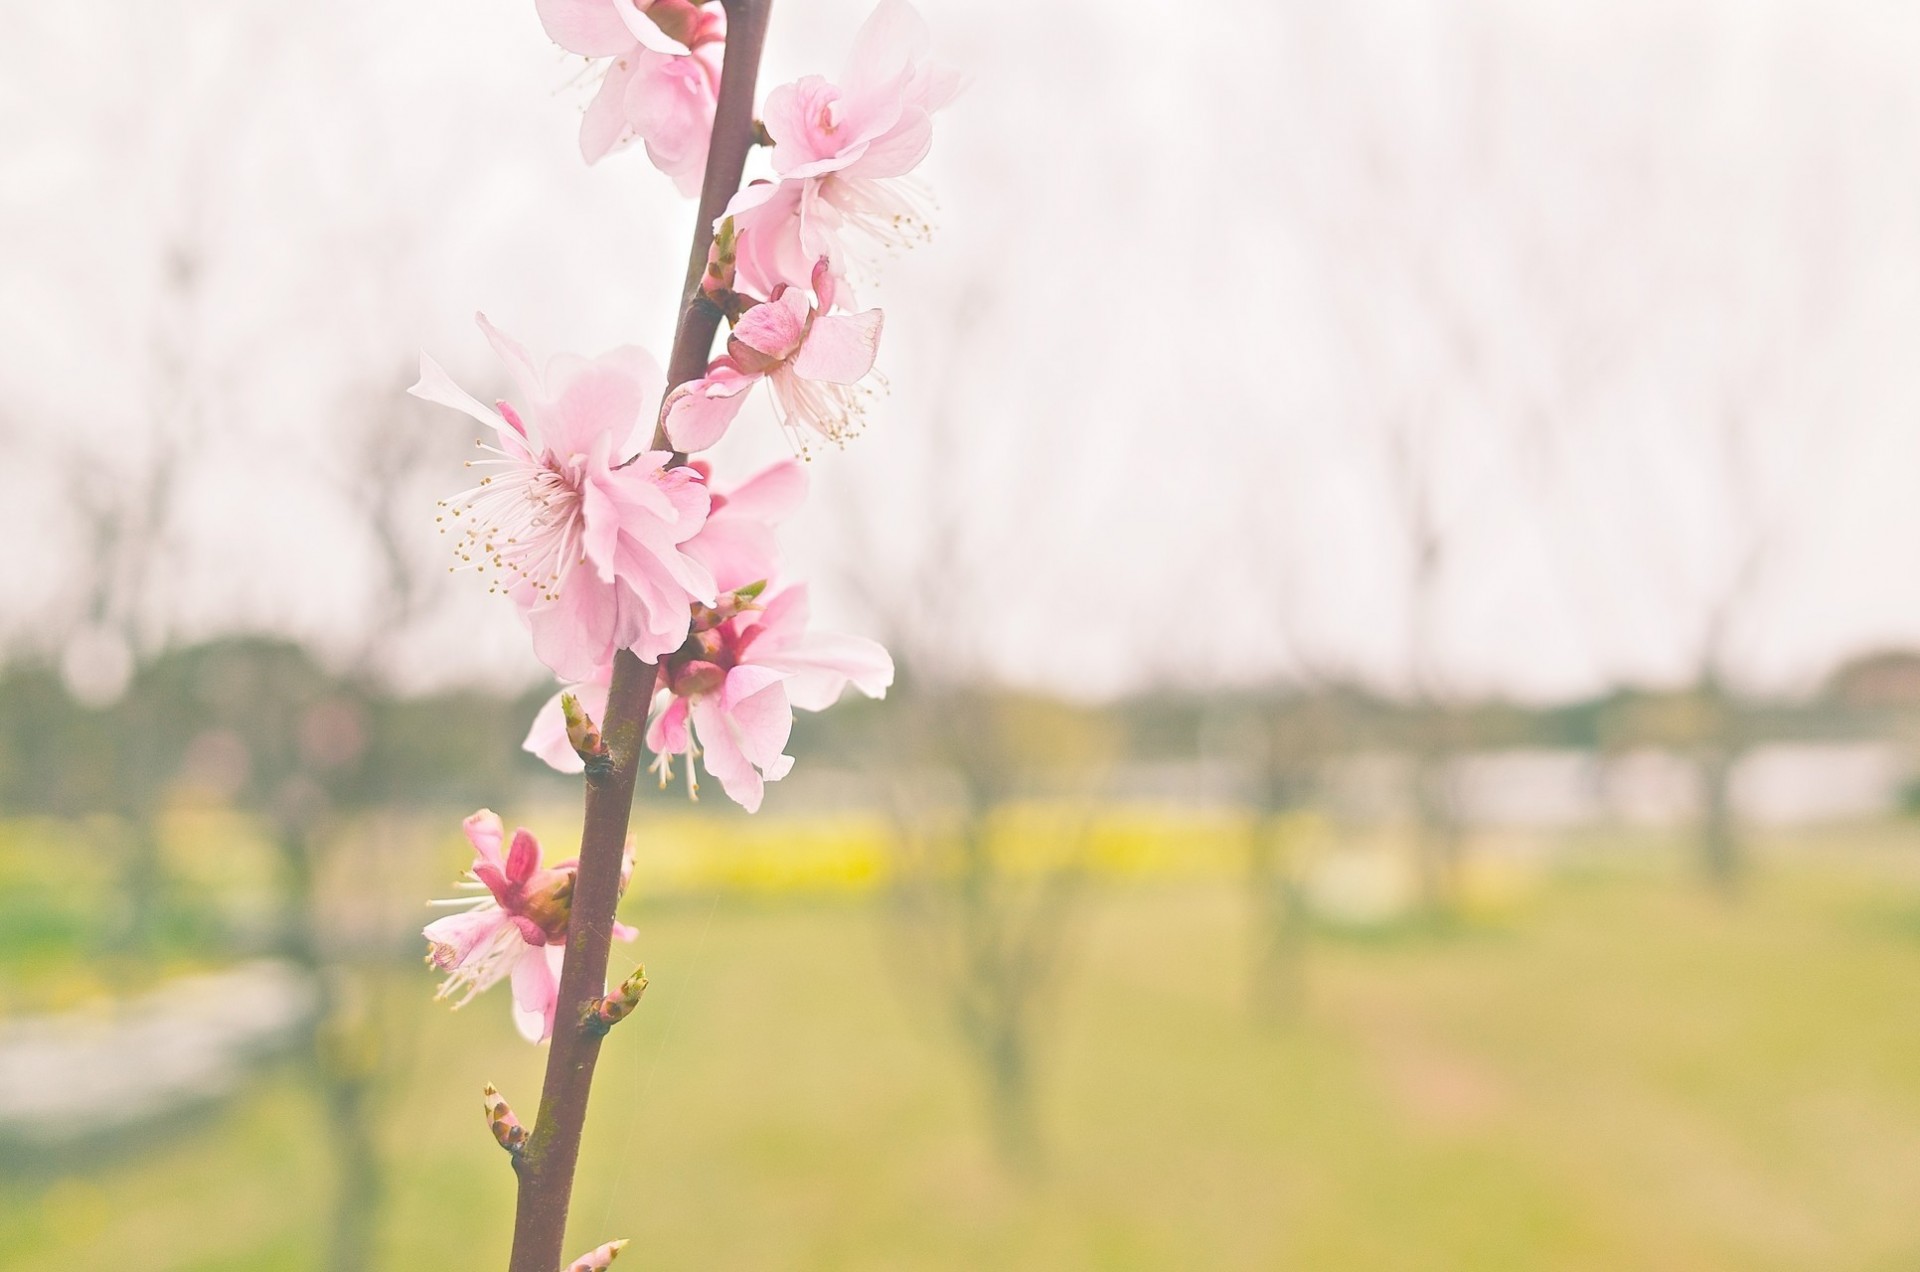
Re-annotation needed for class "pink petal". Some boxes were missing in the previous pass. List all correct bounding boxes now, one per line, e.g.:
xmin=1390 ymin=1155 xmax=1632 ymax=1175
xmin=683 ymin=461 xmax=806 ymax=592
xmin=475 ymin=314 xmax=546 ymax=410
xmin=543 ymin=346 xmax=663 ymax=460
xmin=731 ymin=290 xmax=810 ymax=362
xmin=646 ymin=693 xmax=692 ymax=755
xmin=464 ymin=809 xmax=507 ymax=868
xmin=720 ymin=664 xmax=795 ymax=767
xmin=664 ymin=369 xmax=754 ymax=451
xmin=581 ymin=53 xmax=641 ymax=163
xmin=843 ymin=0 xmax=931 ymax=96
xmin=612 ymin=921 xmax=638 ymax=943
xmin=613 ymin=0 xmax=693 ymax=54
xmin=689 ymin=694 xmax=765 ymax=812
xmin=767 ymin=631 xmax=895 ymax=711
xmin=721 ymin=459 xmax=808 ymax=522
xmin=505 ymin=828 xmax=541 ymax=885
xmin=527 ymin=576 xmax=621 ymax=682
xmin=536 ymin=0 xmax=638 ymax=56
xmin=752 ymin=584 xmax=811 ymax=651
xmin=627 ymin=49 xmax=717 ymax=196
xmin=840 ymin=106 xmax=932 ymax=180
xmin=792 ymin=309 xmax=882 ymax=384
xmin=511 ymin=944 xmax=567 ymax=1043
xmin=726 ymin=180 xmax=814 ymax=296
xmin=409 ymin=354 xmax=510 ymax=435
xmin=580 ymin=473 xmax=622 ymax=582
xmin=423 ymin=908 xmax=509 ymax=968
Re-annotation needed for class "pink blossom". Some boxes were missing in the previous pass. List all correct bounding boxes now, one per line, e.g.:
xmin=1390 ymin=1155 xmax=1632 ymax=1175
xmin=726 ymin=0 xmax=960 ymax=294
xmin=664 ymin=261 xmax=883 ymax=452
xmin=410 ymin=315 xmax=715 ymax=682
xmin=523 ymin=459 xmax=807 ymax=774
xmin=536 ymin=0 xmax=725 ymax=195
xmin=422 ymin=810 xmax=636 ymax=1043
xmin=646 ymin=583 xmax=894 ymax=812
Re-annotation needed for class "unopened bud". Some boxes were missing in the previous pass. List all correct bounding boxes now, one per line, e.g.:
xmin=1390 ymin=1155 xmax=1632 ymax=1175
xmin=586 ymin=965 xmax=649 ymax=1036
xmin=703 ymin=217 xmax=739 ymax=301
xmin=482 ymin=1083 xmax=527 ymax=1156
xmin=562 ymin=693 xmax=613 ymax=777
xmin=566 ymin=1239 xmax=629 ymax=1271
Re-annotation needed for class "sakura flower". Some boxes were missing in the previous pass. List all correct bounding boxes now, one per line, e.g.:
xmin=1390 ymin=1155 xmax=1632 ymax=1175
xmin=410 ymin=315 xmax=715 ymax=682
xmin=647 ymin=582 xmax=894 ymax=812
xmin=664 ymin=260 xmax=883 ymax=453
xmin=726 ymin=0 xmax=960 ymax=295
xmin=524 ymin=459 xmax=808 ymax=774
xmin=422 ymin=810 xmax=636 ymax=1043
xmin=537 ymin=0 xmax=726 ymax=195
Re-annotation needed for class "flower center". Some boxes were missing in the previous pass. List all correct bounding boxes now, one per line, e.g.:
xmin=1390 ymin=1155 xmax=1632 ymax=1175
xmin=439 ymin=446 xmax=588 ymax=601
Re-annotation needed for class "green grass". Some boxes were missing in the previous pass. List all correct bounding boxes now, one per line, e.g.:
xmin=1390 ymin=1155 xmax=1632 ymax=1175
xmin=8 ymin=839 xmax=1920 ymax=1269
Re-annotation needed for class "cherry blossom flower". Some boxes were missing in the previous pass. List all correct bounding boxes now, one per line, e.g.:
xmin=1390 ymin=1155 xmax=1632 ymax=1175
xmin=665 ymin=261 xmax=883 ymax=452
xmin=410 ymin=315 xmax=715 ymax=682
xmin=523 ymin=459 xmax=807 ymax=774
xmin=536 ymin=0 xmax=726 ymax=194
xmin=726 ymin=0 xmax=960 ymax=295
xmin=423 ymin=810 xmax=636 ymax=1043
xmin=647 ymin=582 xmax=894 ymax=812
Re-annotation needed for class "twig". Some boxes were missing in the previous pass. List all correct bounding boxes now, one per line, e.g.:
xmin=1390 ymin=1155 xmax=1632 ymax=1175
xmin=504 ymin=5 xmax=772 ymax=1267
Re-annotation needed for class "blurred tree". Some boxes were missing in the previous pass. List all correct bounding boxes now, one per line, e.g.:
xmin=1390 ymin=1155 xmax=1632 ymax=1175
xmin=832 ymin=286 xmax=1095 ymax=1172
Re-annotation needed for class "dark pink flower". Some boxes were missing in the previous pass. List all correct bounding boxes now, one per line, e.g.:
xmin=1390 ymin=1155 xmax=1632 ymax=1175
xmin=422 ymin=810 xmax=636 ymax=1042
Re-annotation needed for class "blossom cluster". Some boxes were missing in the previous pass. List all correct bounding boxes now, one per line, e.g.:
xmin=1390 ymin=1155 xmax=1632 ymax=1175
xmin=413 ymin=0 xmax=950 ymax=1037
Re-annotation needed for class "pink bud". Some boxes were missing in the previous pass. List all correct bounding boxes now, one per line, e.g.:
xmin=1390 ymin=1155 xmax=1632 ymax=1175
xmin=566 ymin=1239 xmax=629 ymax=1271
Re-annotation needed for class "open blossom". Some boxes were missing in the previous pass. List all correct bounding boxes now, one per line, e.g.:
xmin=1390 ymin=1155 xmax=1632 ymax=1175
xmin=665 ymin=261 xmax=883 ymax=453
xmin=536 ymin=0 xmax=725 ymax=194
xmin=648 ymin=583 xmax=894 ymax=812
xmin=727 ymin=0 xmax=960 ymax=295
xmin=410 ymin=315 xmax=715 ymax=682
xmin=525 ymin=459 xmax=808 ymax=773
xmin=423 ymin=811 xmax=635 ymax=1042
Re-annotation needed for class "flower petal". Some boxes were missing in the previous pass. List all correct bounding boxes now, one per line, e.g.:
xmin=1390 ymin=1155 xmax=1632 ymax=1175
xmin=791 ymin=309 xmax=882 ymax=384
xmin=511 ymin=944 xmax=566 ymax=1043
xmin=664 ymin=368 xmax=754 ymax=452
xmin=689 ymin=694 xmax=765 ymax=812
xmin=410 ymin=354 xmax=511 ymax=435
xmin=505 ymin=828 xmax=541 ymax=884
xmin=581 ymin=53 xmax=640 ymax=163
xmin=464 ymin=809 xmax=508 ymax=868
xmin=536 ymin=0 xmax=638 ymax=56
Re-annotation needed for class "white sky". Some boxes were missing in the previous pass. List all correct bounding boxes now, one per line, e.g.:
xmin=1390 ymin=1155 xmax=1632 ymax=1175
xmin=6 ymin=0 xmax=1920 ymax=703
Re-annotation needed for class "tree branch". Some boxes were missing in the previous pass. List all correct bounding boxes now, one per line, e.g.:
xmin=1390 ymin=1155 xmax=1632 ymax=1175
xmin=506 ymin=5 xmax=773 ymax=1268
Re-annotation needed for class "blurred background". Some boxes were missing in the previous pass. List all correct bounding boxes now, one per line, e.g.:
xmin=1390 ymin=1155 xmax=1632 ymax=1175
xmin=6 ymin=0 xmax=1920 ymax=1266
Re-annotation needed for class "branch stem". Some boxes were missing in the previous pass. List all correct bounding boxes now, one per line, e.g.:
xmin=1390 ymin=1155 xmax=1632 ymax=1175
xmin=505 ymin=4 xmax=772 ymax=1267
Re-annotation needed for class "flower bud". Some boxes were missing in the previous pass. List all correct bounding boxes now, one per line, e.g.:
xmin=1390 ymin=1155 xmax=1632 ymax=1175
xmin=587 ymin=965 xmax=649 ymax=1036
xmin=566 ymin=1239 xmax=629 ymax=1271
xmin=482 ymin=1083 xmax=527 ymax=1155
xmin=702 ymin=217 xmax=738 ymax=302
xmin=562 ymin=692 xmax=613 ymax=778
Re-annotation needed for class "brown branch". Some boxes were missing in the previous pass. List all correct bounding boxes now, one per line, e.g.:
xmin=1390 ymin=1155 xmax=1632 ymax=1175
xmin=505 ymin=4 xmax=772 ymax=1268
